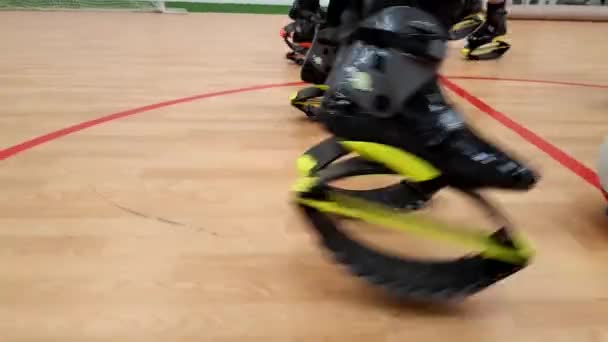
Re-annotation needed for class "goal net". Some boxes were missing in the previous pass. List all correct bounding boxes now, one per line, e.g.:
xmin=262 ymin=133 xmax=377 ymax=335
xmin=0 ymin=0 xmax=166 ymax=11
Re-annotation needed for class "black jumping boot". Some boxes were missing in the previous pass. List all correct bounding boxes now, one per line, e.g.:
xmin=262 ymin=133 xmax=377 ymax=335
xmin=461 ymin=1 xmax=510 ymax=60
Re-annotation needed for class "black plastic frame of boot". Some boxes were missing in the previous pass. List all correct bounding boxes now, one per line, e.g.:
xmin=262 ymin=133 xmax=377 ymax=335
xmin=449 ymin=12 xmax=485 ymax=41
xmin=292 ymin=137 xmax=534 ymax=302
xmin=289 ymin=85 xmax=327 ymax=120
xmin=449 ymin=0 xmax=484 ymax=40
xmin=299 ymin=25 xmax=339 ymax=85
xmin=461 ymin=34 xmax=511 ymax=60
xmin=461 ymin=5 xmax=510 ymax=60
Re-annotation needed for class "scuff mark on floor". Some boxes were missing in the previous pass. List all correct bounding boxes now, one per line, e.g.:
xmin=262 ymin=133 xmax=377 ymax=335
xmin=91 ymin=186 xmax=221 ymax=236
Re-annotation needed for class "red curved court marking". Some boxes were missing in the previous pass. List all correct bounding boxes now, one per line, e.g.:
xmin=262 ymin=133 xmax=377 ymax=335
xmin=0 ymin=81 xmax=304 ymax=161
xmin=440 ymin=75 xmax=603 ymax=193
xmin=0 ymin=75 xmax=605 ymax=196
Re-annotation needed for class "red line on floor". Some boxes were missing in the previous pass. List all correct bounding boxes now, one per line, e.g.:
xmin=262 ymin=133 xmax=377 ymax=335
xmin=447 ymin=75 xmax=608 ymax=89
xmin=0 ymin=81 xmax=304 ymax=161
xmin=0 ymin=75 xmax=605 ymax=196
xmin=440 ymin=75 xmax=603 ymax=192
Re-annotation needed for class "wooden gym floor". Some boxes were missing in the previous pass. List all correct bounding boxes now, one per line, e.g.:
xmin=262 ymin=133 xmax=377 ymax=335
xmin=1 ymin=11 xmax=608 ymax=341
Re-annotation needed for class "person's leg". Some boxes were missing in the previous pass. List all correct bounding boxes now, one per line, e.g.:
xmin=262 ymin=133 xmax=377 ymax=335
xmin=287 ymin=0 xmax=323 ymax=43
xmin=481 ymin=0 xmax=508 ymax=36
xmin=462 ymin=0 xmax=511 ymax=60
xmin=288 ymin=0 xmax=320 ymax=19
xmin=293 ymin=2 xmax=538 ymax=302
xmin=298 ymin=0 xmax=356 ymax=83
xmin=325 ymin=0 xmax=352 ymax=27
xmin=317 ymin=3 xmax=538 ymax=191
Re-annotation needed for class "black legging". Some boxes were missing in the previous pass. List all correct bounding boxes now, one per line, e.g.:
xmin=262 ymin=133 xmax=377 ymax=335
xmin=326 ymin=0 xmax=352 ymax=26
xmin=326 ymin=0 xmax=467 ymax=29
